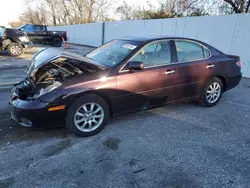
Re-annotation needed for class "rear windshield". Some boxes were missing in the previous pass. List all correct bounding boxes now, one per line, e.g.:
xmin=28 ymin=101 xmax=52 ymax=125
xmin=86 ymin=40 xmax=142 ymax=67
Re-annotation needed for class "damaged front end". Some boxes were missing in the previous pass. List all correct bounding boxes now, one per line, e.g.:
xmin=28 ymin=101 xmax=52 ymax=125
xmin=11 ymin=48 xmax=106 ymax=102
xmin=9 ymin=48 xmax=106 ymax=128
xmin=12 ymin=78 xmax=61 ymax=101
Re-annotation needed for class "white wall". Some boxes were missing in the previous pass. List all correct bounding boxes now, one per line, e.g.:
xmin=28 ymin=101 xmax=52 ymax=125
xmin=48 ymin=14 xmax=250 ymax=78
xmin=48 ymin=22 xmax=103 ymax=47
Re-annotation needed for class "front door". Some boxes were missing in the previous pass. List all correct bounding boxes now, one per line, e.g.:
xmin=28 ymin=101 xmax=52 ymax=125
xmin=113 ymin=40 xmax=177 ymax=115
xmin=20 ymin=24 xmax=36 ymax=43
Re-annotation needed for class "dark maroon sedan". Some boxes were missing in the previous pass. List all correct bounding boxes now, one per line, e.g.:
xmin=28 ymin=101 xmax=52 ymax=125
xmin=10 ymin=36 xmax=242 ymax=136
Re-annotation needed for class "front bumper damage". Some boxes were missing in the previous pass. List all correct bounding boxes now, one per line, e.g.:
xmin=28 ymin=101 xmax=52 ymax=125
xmin=23 ymin=41 xmax=33 ymax=49
xmin=9 ymin=87 xmax=66 ymax=128
xmin=11 ymin=110 xmax=32 ymax=127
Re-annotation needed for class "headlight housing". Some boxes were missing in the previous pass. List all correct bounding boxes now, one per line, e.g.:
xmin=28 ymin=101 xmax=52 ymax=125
xmin=19 ymin=36 xmax=29 ymax=42
xmin=39 ymin=82 xmax=61 ymax=97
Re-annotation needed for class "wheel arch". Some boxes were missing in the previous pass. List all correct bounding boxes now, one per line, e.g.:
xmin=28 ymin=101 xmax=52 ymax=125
xmin=215 ymin=76 xmax=227 ymax=92
xmin=199 ymin=76 xmax=225 ymax=107
xmin=51 ymin=35 xmax=63 ymax=47
xmin=2 ymin=39 xmax=13 ymax=49
xmin=51 ymin=35 xmax=62 ymax=40
xmin=8 ymin=37 xmax=21 ymax=44
xmin=74 ymin=90 xmax=114 ymax=118
xmin=4 ymin=38 xmax=25 ymax=49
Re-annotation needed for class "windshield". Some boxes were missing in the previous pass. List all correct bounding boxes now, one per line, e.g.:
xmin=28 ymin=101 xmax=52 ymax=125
xmin=86 ymin=40 xmax=141 ymax=67
xmin=16 ymin=25 xmax=25 ymax=30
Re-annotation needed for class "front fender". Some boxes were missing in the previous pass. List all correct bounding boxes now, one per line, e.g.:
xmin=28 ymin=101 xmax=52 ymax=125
xmin=8 ymin=37 xmax=22 ymax=44
xmin=2 ymin=39 xmax=12 ymax=49
xmin=38 ymin=87 xmax=93 ymax=104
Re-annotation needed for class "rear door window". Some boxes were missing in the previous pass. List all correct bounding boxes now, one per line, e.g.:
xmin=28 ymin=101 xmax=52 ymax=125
xmin=203 ymin=47 xmax=210 ymax=58
xmin=175 ymin=41 xmax=208 ymax=62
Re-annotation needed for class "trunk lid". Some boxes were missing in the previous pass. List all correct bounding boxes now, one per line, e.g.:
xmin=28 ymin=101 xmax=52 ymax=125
xmin=226 ymin=54 xmax=240 ymax=61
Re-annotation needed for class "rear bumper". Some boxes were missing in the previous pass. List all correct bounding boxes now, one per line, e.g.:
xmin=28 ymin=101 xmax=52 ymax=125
xmin=225 ymin=73 xmax=242 ymax=91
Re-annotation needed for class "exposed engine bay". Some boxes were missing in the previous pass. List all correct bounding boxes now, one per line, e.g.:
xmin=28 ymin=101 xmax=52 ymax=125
xmin=14 ymin=57 xmax=99 ymax=100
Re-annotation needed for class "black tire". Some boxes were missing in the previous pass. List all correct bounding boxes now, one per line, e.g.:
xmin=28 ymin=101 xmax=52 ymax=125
xmin=52 ymin=36 xmax=62 ymax=47
xmin=200 ymin=77 xmax=223 ymax=107
xmin=66 ymin=94 xmax=110 ymax=137
xmin=7 ymin=43 xmax=24 ymax=57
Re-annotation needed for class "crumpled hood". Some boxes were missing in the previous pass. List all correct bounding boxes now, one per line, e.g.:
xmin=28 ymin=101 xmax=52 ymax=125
xmin=26 ymin=48 xmax=107 ymax=79
xmin=6 ymin=28 xmax=26 ymax=37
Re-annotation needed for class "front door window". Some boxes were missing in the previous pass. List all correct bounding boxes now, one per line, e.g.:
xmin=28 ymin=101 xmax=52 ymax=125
xmin=22 ymin=24 xmax=35 ymax=32
xmin=131 ymin=40 xmax=172 ymax=68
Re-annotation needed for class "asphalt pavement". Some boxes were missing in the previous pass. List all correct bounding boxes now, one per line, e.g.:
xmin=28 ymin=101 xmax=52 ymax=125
xmin=0 ymin=45 xmax=250 ymax=188
xmin=0 ymin=68 xmax=26 ymax=110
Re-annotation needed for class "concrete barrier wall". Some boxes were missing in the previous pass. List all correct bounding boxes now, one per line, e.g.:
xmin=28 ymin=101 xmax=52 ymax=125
xmin=48 ymin=23 xmax=103 ymax=47
xmin=48 ymin=14 xmax=250 ymax=78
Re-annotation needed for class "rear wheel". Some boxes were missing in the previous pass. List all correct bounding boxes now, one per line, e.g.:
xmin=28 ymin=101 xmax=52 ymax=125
xmin=66 ymin=94 xmax=110 ymax=137
xmin=200 ymin=77 xmax=223 ymax=107
xmin=52 ymin=36 xmax=62 ymax=47
xmin=7 ymin=43 xmax=24 ymax=57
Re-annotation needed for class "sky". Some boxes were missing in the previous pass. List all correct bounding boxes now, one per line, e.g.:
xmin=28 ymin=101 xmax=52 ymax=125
xmin=0 ymin=0 xmax=157 ymax=27
xmin=0 ymin=0 xmax=25 ymax=26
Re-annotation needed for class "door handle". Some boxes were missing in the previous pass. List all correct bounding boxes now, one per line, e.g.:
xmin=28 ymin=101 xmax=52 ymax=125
xmin=206 ymin=64 xmax=215 ymax=69
xmin=165 ymin=70 xmax=175 ymax=75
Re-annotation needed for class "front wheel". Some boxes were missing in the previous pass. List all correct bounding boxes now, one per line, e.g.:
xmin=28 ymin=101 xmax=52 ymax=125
xmin=200 ymin=77 xmax=223 ymax=107
xmin=52 ymin=37 xmax=62 ymax=47
xmin=66 ymin=94 xmax=110 ymax=137
xmin=7 ymin=43 xmax=24 ymax=57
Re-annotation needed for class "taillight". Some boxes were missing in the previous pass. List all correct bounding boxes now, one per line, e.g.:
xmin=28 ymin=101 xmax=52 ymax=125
xmin=236 ymin=61 xmax=242 ymax=68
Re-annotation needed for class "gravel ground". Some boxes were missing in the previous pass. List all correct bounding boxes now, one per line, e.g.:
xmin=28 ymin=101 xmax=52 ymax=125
xmin=0 ymin=80 xmax=249 ymax=188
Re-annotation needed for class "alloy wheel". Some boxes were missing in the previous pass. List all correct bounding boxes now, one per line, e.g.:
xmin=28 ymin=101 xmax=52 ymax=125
xmin=10 ymin=45 xmax=22 ymax=55
xmin=206 ymin=82 xmax=221 ymax=103
xmin=74 ymin=102 xmax=104 ymax=132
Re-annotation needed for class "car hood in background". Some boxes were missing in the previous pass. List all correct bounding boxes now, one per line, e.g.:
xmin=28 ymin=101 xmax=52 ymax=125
xmin=5 ymin=28 xmax=26 ymax=37
xmin=26 ymin=48 xmax=107 ymax=78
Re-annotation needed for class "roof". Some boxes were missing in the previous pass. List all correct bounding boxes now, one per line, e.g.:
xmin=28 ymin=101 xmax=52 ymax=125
xmin=117 ymin=35 xmax=178 ymax=42
xmin=117 ymin=35 xmax=205 ymax=44
xmin=117 ymin=35 xmax=170 ymax=42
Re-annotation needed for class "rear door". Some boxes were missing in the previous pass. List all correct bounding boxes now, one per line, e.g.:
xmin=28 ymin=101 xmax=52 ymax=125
xmin=172 ymin=39 xmax=217 ymax=100
xmin=113 ymin=40 xmax=178 ymax=115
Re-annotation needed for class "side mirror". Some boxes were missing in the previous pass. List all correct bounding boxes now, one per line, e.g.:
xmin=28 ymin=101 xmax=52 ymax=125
xmin=128 ymin=61 xmax=144 ymax=71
